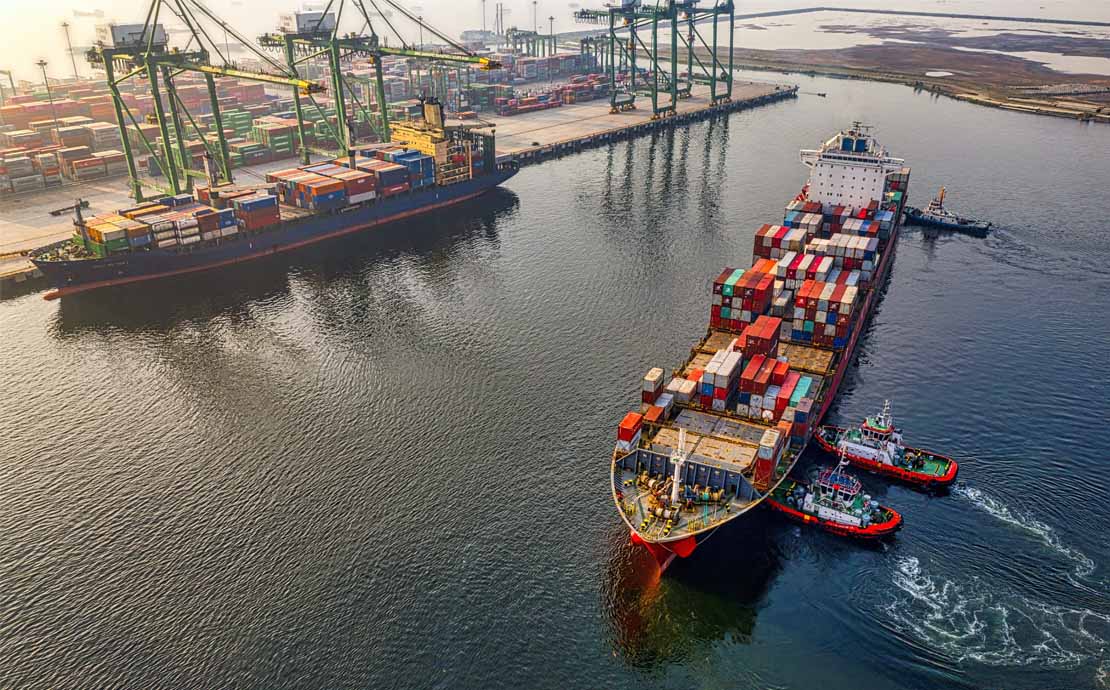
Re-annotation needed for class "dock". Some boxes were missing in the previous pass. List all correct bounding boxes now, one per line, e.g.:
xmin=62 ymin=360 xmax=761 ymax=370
xmin=479 ymin=81 xmax=797 ymax=164
xmin=0 ymin=80 xmax=797 ymax=298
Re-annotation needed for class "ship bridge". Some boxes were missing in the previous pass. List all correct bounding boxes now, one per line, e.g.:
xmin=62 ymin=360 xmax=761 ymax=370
xmin=800 ymin=126 xmax=905 ymax=208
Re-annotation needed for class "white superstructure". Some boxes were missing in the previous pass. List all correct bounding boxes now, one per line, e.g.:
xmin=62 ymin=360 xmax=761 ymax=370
xmin=800 ymin=124 xmax=904 ymax=209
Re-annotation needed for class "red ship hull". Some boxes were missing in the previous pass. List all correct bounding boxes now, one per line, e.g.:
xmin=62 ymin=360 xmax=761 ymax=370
xmin=813 ymin=428 xmax=958 ymax=490
xmin=765 ymin=498 xmax=903 ymax=539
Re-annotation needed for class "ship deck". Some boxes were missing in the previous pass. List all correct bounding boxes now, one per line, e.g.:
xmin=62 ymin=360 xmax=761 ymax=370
xmin=613 ymin=328 xmax=843 ymax=543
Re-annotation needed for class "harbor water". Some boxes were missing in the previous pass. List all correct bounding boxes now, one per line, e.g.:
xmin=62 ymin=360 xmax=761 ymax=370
xmin=1 ymin=70 xmax=1108 ymax=689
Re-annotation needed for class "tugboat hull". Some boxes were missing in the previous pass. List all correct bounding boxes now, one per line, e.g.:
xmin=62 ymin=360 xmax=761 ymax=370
xmin=765 ymin=495 xmax=902 ymax=539
xmin=815 ymin=426 xmax=958 ymax=490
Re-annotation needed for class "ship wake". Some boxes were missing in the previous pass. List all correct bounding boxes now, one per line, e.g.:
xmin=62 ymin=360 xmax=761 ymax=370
xmin=886 ymin=556 xmax=1110 ymax=684
xmin=953 ymin=483 xmax=1096 ymax=580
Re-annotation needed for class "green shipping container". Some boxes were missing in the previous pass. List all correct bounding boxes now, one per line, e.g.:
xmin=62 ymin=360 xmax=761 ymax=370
xmin=105 ymin=237 xmax=130 ymax=252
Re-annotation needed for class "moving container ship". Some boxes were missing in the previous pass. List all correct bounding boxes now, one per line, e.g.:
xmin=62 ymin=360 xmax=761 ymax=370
xmin=612 ymin=124 xmax=911 ymax=570
xmin=30 ymin=100 xmax=517 ymax=299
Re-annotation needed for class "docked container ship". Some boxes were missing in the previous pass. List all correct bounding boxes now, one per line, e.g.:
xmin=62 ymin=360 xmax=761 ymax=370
xmin=612 ymin=124 xmax=911 ymax=570
xmin=30 ymin=100 xmax=516 ymax=299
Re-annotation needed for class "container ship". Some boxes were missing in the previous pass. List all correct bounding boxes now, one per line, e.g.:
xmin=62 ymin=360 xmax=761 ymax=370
xmin=611 ymin=124 xmax=911 ymax=570
xmin=30 ymin=99 xmax=517 ymax=299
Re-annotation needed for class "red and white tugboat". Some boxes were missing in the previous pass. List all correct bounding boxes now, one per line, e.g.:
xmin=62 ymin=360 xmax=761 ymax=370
xmin=815 ymin=401 xmax=958 ymax=491
xmin=766 ymin=450 xmax=903 ymax=539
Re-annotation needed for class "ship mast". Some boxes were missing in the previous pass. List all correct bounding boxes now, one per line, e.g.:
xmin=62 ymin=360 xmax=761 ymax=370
xmin=670 ymin=428 xmax=688 ymax=506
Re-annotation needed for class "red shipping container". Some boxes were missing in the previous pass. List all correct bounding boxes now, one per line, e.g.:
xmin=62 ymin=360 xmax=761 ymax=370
xmin=687 ymin=368 xmax=704 ymax=383
xmin=740 ymin=355 xmax=765 ymax=393
xmin=710 ymin=316 xmax=722 ymax=329
xmin=699 ymin=395 xmax=713 ymax=408
xmin=618 ymin=412 xmax=643 ymax=442
xmin=713 ymin=386 xmax=729 ymax=401
xmin=713 ymin=268 xmax=734 ymax=293
xmin=771 ymin=360 xmax=790 ymax=386
xmin=644 ymin=405 xmax=664 ymax=424
xmin=753 ymin=357 xmax=775 ymax=393
xmin=641 ymin=390 xmax=658 ymax=405
xmin=382 ymin=182 xmax=410 ymax=197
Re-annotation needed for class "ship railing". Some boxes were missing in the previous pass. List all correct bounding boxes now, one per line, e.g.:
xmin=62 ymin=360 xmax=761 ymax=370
xmin=616 ymin=448 xmax=762 ymax=505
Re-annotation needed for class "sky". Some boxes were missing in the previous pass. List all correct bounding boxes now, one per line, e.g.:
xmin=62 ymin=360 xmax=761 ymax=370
xmin=0 ymin=0 xmax=1107 ymax=83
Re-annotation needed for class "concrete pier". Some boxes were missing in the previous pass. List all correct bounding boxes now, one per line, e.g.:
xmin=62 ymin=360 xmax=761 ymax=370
xmin=476 ymin=80 xmax=797 ymax=164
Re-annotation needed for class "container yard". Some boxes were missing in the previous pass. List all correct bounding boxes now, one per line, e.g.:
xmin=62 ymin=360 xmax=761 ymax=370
xmin=0 ymin=0 xmax=796 ymax=296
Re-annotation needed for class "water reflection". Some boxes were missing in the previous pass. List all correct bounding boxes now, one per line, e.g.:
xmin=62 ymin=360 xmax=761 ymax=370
xmin=601 ymin=512 xmax=781 ymax=671
xmin=50 ymin=189 xmax=520 ymax=337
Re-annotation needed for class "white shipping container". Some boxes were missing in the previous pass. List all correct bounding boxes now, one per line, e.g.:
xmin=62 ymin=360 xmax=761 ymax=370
xmin=678 ymin=379 xmax=696 ymax=403
xmin=711 ymin=398 xmax=727 ymax=412
xmin=642 ymin=367 xmax=664 ymax=392
xmin=220 ymin=226 xmax=238 ymax=238
xmin=349 ymin=191 xmax=376 ymax=204
xmin=736 ymin=403 xmax=750 ymax=417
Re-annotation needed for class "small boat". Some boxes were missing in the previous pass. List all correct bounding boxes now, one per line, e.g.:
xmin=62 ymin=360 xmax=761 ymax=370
xmin=766 ymin=453 xmax=903 ymax=539
xmin=814 ymin=401 xmax=958 ymax=491
xmin=904 ymin=187 xmax=991 ymax=236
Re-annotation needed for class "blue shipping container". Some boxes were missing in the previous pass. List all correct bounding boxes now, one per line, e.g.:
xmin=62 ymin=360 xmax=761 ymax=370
xmin=236 ymin=194 xmax=279 ymax=212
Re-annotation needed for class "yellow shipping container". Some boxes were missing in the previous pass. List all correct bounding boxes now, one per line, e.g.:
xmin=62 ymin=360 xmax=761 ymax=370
xmin=123 ymin=204 xmax=169 ymax=219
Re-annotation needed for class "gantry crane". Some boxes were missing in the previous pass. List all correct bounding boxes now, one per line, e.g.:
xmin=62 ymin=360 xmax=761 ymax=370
xmin=257 ymin=0 xmax=501 ymax=164
xmin=87 ymin=0 xmax=328 ymax=201
xmin=574 ymin=1 xmax=735 ymax=118
xmin=504 ymin=27 xmax=557 ymax=57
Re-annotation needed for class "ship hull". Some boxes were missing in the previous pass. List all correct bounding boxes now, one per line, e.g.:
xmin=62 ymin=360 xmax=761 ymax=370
xmin=33 ymin=168 xmax=517 ymax=299
xmin=813 ymin=426 xmax=958 ymax=490
xmin=620 ymin=203 xmax=904 ymax=569
xmin=903 ymin=208 xmax=990 ymax=236
xmin=765 ymin=497 xmax=903 ymax=539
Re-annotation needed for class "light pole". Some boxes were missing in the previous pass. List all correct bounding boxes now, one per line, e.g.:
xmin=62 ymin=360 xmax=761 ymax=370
xmin=417 ymin=15 xmax=423 ymax=48
xmin=36 ymin=60 xmax=61 ymax=144
xmin=549 ymin=16 xmax=555 ymax=55
xmin=61 ymin=22 xmax=79 ymax=79
xmin=532 ymin=0 xmax=537 ymax=32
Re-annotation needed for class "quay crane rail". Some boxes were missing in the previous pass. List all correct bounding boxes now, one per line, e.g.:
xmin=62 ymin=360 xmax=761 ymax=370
xmin=574 ymin=1 xmax=735 ymax=117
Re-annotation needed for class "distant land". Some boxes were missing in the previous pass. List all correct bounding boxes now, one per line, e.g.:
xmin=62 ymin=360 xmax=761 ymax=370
xmin=710 ymin=9 xmax=1110 ymax=122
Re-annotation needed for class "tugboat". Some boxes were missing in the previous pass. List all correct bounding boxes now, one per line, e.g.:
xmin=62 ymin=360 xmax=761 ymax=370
xmin=766 ymin=450 xmax=903 ymax=539
xmin=904 ymin=187 xmax=991 ymax=237
xmin=815 ymin=401 xmax=958 ymax=491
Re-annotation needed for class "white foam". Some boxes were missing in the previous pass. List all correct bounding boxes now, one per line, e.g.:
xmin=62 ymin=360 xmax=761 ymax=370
xmin=954 ymin=483 xmax=1096 ymax=578
xmin=887 ymin=556 xmax=1110 ymax=680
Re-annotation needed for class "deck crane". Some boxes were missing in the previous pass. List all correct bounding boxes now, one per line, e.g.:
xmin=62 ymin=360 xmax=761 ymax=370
xmin=86 ymin=0 xmax=329 ymax=201
xmin=257 ymin=0 xmax=501 ymax=164
xmin=574 ymin=1 xmax=735 ymax=117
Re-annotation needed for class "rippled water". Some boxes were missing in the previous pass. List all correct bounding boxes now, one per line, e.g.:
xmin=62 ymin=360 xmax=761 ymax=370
xmin=1 ymin=70 xmax=1108 ymax=689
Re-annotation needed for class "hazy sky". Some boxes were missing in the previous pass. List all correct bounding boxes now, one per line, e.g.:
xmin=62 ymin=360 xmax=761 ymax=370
xmin=0 ymin=0 xmax=1106 ymax=82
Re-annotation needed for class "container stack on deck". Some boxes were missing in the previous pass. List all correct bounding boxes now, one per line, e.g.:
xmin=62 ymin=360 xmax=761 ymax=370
xmin=617 ymin=164 xmax=911 ymax=489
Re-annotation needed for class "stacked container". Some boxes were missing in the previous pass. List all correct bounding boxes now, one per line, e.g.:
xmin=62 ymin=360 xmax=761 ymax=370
xmin=232 ymin=193 xmax=281 ymax=231
xmin=617 ymin=412 xmax=643 ymax=454
xmin=642 ymin=367 xmax=665 ymax=405
xmin=789 ymin=278 xmax=859 ymax=348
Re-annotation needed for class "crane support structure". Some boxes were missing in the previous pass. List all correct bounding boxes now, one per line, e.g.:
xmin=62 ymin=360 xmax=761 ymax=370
xmin=575 ymin=1 xmax=735 ymax=117
xmin=257 ymin=0 xmax=501 ymax=161
xmin=86 ymin=0 xmax=329 ymax=200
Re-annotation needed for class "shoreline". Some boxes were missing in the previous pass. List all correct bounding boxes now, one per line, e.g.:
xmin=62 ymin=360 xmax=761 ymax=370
xmin=719 ymin=55 xmax=1110 ymax=124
